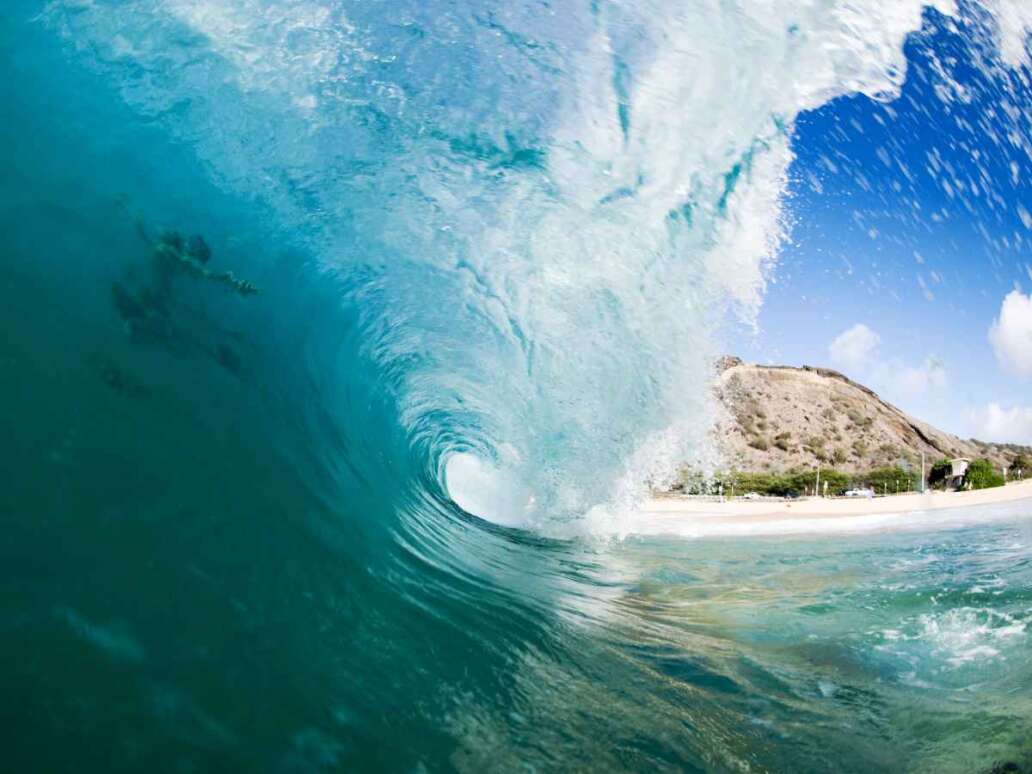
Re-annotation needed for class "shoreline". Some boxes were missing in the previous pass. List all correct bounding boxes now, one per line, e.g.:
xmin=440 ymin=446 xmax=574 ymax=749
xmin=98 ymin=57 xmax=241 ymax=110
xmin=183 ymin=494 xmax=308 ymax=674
xmin=632 ymin=479 xmax=1032 ymax=536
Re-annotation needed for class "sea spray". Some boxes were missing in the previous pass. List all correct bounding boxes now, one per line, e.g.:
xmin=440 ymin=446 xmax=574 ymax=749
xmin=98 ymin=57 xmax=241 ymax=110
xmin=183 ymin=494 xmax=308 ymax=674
xmin=37 ymin=0 xmax=1032 ymax=529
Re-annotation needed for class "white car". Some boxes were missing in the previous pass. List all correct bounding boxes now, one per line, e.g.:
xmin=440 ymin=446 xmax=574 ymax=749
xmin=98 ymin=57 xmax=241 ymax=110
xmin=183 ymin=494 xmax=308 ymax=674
xmin=843 ymin=488 xmax=875 ymax=498
xmin=741 ymin=492 xmax=762 ymax=500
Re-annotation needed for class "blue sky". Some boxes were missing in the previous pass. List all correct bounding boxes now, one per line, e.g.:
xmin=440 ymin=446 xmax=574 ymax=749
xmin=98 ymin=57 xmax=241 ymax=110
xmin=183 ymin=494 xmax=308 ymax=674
xmin=734 ymin=6 xmax=1032 ymax=443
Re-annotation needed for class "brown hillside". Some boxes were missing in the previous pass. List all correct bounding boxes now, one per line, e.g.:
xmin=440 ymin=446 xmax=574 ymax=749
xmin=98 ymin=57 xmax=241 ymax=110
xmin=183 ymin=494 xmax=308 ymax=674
xmin=714 ymin=357 xmax=1030 ymax=475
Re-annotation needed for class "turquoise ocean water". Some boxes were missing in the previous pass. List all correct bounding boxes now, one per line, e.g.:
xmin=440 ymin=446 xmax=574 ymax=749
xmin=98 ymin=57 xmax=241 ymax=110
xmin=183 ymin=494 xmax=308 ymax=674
xmin=2 ymin=2 xmax=1031 ymax=771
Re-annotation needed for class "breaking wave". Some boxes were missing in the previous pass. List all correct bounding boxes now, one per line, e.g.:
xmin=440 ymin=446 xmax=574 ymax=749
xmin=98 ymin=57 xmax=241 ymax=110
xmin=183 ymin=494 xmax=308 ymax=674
xmin=3 ymin=1 xmax=1032 ymax=770
xmin=32 ymin=0 xmax=1028 ymax=528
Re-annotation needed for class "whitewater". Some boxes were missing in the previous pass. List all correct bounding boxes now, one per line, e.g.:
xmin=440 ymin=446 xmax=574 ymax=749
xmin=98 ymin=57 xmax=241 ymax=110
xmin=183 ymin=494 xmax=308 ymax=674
xmin=1 ymin=1 xmax=1031 ymax=771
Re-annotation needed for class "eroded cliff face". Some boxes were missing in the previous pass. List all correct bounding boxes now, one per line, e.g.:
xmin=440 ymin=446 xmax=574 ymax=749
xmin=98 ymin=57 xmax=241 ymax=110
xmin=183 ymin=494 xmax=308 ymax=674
xmin=714 ymin=360 xmax=1029 ymax=474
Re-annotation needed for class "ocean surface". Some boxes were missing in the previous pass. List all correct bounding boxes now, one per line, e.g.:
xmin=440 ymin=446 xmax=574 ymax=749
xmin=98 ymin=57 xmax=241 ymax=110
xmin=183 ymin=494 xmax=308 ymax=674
xmin=2 ymin=1 xmax=1031 ymax=771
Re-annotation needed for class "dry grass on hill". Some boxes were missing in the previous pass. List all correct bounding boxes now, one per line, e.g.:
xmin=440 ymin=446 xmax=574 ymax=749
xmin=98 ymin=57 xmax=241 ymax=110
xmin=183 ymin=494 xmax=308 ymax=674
xmin=712 ymin=357 xmax=1030 ymax=476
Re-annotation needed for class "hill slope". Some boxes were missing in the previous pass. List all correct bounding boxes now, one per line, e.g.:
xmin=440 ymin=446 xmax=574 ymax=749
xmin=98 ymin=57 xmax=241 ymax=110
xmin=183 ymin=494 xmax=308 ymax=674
xmin=713 ymin=357 xmax=1029 ymax=476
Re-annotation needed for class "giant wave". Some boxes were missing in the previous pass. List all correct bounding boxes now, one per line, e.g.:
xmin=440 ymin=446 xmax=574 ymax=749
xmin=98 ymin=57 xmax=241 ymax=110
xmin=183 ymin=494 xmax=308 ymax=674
xmin=37 ymin=0 xmax=1031 ymax=529
xmin=2 ymin=1 xmax=1032 ymax=771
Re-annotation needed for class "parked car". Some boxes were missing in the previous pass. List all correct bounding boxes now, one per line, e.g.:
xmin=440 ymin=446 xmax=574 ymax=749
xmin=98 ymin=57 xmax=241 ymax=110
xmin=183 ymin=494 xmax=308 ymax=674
xmin=741 ymin=492 xmax=762 ymax=500
xmin=843 ymin=488 xmax=875 ymax=498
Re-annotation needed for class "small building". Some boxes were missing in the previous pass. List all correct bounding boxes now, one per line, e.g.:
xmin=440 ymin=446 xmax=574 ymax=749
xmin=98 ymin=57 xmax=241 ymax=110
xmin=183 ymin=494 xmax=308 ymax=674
xmin=948 ymin=458 xmax=970 ymax=490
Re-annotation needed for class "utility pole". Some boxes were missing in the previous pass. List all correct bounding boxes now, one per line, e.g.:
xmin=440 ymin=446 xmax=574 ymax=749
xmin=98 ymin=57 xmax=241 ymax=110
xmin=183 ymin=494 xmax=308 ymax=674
xmin=921 ymin=451 xmax=926 ymax=493
xmin=815 ymin=463 xmax=821 ymax=499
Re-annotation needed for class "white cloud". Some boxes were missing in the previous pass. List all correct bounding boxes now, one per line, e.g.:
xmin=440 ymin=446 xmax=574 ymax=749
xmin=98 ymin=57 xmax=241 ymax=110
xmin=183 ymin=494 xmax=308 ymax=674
xmin=966 ymin=403 xmax=1032 ymax=444
xmin=829 ymin=323 xmax=880 ymax=372
xmin=825 ymin=324 xmax=945 ymax=431
xmin=895 ymin=356 xmax=947 ymax=395
xmin=827 ymin=325 xmax=948 ymax=403
xmin=989 ymin=289 xmax=1032 ymax=378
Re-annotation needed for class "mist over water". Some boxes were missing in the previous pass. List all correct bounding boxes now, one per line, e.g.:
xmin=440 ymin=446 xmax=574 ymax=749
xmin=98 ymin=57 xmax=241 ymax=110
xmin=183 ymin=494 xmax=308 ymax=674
xmin=3 ymin=1 xmax=1032 ymax=771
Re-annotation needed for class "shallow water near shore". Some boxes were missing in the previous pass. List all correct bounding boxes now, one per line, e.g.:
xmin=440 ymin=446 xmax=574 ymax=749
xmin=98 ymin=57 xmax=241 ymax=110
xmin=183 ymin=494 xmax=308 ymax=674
xmin=600 ymin=518 xmax=1032 ymax=772
xmin=3 ymin=1 xmax=1032 ymax=771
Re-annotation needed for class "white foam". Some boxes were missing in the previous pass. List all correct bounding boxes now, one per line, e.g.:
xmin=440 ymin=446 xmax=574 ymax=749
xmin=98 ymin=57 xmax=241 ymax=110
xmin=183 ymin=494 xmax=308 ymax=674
xmin=987 ymin=0 xmax=1032 ymax=67
xmin=444 ymin=452 xmax=536 ymax=528
xmin=918 ymin=607 xmax=1027 ymax=666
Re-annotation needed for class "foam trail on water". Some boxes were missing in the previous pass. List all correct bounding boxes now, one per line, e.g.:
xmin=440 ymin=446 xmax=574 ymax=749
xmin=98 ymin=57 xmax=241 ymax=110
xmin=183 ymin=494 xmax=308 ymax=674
xmin=39 ymin=0 xmax=1032 ymax=529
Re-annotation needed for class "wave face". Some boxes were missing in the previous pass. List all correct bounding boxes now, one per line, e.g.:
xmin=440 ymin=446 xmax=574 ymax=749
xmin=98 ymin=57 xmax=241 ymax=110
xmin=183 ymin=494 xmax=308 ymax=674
xmin=33 ymin=0 xmax=996 ymax=527
xmin=2 ymin=1 xmax=1032 ymax=771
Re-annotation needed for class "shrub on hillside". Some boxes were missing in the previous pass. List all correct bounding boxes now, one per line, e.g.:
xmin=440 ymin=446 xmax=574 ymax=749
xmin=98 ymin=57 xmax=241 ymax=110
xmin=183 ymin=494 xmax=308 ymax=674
xmin=856 ymin=466 xmax=918 ymax=494
xmin=965 ymin=458 xmax=1005 ymax=490
xmin=675 ymin=467 xmax=712 ymax=494
xmin=1009 ymin=453 xmax=1031 ymax=479
xmin=731 ymin=472 xmax=791 ymax=496
xmin=847 ymin=412 xmax=874 ymax=429
xmin=789 ymin=468 xmax=851 ymax=496
xmin=928 ymin=458 xmax=951 ymax=490
xmin=877 ymin=443 xmax=900 ymax=460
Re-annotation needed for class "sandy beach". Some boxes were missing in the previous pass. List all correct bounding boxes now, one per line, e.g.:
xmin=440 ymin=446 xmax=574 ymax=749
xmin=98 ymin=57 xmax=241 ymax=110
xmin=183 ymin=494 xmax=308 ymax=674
xmin=633 ymin=479 xmax=1032 ymax=537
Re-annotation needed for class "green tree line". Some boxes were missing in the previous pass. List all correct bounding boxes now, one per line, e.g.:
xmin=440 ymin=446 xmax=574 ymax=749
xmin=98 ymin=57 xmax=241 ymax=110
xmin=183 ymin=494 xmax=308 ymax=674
xmin=677 ymin=455 xmax=1024 ymax=497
